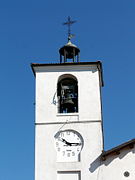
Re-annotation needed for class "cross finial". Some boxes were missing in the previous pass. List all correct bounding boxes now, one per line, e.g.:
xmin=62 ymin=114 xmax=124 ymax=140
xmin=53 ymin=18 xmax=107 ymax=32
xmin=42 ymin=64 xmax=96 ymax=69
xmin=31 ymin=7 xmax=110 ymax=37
xmin=63 ymin=16 xmax=76 ymax=41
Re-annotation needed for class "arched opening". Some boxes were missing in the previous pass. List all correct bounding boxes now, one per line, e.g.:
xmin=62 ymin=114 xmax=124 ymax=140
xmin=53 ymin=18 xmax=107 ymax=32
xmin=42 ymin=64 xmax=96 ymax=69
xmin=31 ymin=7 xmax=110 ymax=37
xmin=57 ymin=75 xmax=78 ymax=113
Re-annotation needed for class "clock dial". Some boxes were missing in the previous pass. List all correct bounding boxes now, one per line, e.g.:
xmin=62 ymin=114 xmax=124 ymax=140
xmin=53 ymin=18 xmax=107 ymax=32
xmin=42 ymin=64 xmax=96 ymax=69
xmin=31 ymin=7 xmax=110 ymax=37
xmin=54 ymin=129 xmax=83 ymax=162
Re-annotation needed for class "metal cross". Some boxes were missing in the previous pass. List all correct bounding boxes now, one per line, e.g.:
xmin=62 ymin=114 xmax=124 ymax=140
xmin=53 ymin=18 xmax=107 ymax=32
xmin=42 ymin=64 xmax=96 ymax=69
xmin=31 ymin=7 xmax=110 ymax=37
xmin=63 ymin=16 xmax=76 ymax=40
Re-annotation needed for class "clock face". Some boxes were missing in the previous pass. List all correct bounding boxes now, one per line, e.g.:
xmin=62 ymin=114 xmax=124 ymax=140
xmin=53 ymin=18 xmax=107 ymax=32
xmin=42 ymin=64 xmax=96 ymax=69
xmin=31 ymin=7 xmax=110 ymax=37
xmin=54 ymin=129 xmax=83 ymax=162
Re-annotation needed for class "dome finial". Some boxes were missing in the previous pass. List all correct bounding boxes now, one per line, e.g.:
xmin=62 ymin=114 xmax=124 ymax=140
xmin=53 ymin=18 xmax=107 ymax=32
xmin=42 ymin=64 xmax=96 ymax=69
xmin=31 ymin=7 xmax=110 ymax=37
xmin=63 ymin=16 xmax=76 ymax=42
xmin=59 ymin=17 xmax=80 ymax=63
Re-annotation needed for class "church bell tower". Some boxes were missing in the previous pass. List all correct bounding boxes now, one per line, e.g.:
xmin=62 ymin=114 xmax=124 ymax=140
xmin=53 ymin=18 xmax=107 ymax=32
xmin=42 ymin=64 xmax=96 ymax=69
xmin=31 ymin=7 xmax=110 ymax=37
xmin=31 ymin=17 xmax=104 ymax=180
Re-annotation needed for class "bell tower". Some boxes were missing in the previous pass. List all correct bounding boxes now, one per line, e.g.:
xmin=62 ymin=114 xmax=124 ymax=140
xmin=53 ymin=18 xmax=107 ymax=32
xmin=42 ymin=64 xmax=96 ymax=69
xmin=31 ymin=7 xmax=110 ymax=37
xmin=31 ymin=17 xmax=104 ymax=180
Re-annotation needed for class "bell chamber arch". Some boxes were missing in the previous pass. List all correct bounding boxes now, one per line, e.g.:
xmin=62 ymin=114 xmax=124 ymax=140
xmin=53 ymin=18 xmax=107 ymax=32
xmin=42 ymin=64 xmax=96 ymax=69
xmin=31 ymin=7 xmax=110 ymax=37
xmin=57 ymin=74 xmax=78 ymax=113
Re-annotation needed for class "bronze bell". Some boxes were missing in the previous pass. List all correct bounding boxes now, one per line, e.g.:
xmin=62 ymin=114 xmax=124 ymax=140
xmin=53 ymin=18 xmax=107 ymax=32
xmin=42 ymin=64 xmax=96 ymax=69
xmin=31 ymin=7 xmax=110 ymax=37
xmin=62 ymin=94 xmax=74 ymax=105
xmin=63 ymin=98 xmax=74 ymax=105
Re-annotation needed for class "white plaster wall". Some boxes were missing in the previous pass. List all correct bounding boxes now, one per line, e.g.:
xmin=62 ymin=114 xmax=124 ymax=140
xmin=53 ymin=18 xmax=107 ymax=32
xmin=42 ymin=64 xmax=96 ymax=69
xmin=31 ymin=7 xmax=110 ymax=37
xmin=35 ymin=122 xmax=103 ymax=180
xmin=35 ymin=64 xmax=102 ymax=123
xmin=102 ymin=148 xmax=135 ymax=180
xmin=34 ymin=64 xmax=103 ymax=180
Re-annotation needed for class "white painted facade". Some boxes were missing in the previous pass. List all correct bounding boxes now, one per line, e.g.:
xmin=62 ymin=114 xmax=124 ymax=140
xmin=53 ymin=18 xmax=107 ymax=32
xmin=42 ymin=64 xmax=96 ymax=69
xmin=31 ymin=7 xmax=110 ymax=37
xmin=32 ymin=62 xmax=135 ymax=180
xmin=32 ymin=63 xmax=103 ymax=180
xmin=32 ymin=63 xmax=135 ymax=180
xmin=102 ymin=147 xmax=135 ymax=180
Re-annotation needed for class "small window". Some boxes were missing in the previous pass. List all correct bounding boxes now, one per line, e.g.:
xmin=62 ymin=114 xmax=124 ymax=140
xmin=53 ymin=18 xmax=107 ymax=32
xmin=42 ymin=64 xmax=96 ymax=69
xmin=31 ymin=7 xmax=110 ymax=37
xmin=57 ymin=75 xmax=78 ymax=113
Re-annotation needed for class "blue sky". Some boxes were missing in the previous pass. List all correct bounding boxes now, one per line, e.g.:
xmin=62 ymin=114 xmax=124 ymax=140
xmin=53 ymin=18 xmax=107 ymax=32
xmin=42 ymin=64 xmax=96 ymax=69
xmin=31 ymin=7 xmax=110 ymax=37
xmin=0 ymin=0 xmax=135 ymax=179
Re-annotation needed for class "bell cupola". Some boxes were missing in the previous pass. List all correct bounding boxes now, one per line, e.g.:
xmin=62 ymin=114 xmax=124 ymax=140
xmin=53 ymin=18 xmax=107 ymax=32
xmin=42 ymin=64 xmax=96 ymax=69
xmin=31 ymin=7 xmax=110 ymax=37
xmin=59 ymin=16 xmax=80 ymax=63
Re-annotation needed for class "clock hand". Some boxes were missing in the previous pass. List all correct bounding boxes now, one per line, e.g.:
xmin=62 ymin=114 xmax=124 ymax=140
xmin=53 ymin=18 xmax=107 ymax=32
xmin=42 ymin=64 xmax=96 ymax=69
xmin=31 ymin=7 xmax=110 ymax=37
xmin=58 ymin=137 xmax=81 ymax=146
xmin=63 ymin=140 xmax=82 ymax=146
xmin=58 ymin=137 xmax=65 ymax=142
xmin=58 ymin=137 xmax=72 ymax=146
xmin=70 ymin=142 xmax=82 ymax=146
xmin=62 ymin=139 xmax=72 ymax=146
xmin=63 ymin=142 xmax=81 ymax=146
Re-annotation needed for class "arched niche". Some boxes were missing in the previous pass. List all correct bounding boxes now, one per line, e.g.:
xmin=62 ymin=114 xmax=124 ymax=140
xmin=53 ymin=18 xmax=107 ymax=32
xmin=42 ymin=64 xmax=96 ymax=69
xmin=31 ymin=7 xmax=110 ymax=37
xmin=57 ymin=74 xmax=78 ymax=113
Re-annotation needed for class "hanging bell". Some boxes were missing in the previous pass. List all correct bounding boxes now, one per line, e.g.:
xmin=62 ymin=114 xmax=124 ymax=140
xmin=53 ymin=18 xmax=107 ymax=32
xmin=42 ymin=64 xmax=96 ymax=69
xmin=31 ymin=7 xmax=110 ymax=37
xmin=63 ymin=95 xmax=74 ymax=105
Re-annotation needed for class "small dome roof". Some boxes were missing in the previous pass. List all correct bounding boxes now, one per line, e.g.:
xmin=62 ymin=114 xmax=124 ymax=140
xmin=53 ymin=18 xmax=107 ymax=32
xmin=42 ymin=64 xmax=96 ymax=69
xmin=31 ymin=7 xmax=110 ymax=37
xmin=65 ymin=40 xmax=77 ymax=47
xmin=59 ymin=40 xmax=80 ymax=59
